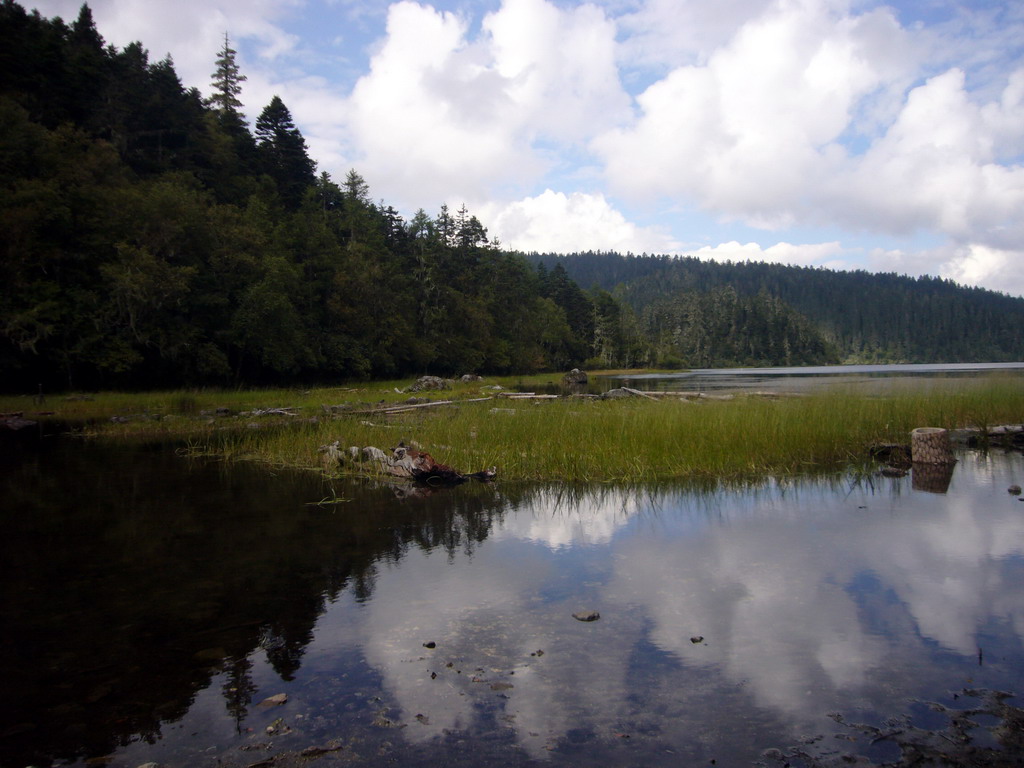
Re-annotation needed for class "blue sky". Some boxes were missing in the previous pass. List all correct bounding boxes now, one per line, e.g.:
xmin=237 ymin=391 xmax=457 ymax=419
xmin=30 ymin=0 xmax=1024 ymax=294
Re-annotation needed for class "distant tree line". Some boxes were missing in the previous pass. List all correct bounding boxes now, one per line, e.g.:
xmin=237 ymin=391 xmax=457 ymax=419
xmin=3 ymin=2 xmax=1014 ymax=392
xmin=535 ymin=252 xmax=1024 ymax=365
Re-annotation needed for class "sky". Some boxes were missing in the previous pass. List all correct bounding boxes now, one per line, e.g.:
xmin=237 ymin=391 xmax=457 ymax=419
xmin=27 ymin=0 xmax=1024 ymax=295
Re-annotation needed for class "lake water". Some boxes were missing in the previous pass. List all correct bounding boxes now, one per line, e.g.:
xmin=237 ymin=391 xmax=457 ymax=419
xmin=3 ymin=414 xmax=1024 ymax=768
xmin=604 ymin=361 xmax=1024 ymax=394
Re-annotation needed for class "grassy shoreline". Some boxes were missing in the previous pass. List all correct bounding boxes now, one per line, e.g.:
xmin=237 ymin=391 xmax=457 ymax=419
xmin=4 ymin=373 xmax=1023 ymax=482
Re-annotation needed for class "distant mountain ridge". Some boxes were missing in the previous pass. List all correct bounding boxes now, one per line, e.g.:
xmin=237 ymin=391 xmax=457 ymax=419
xmin=533 ymin=252 xmax=1024 ymax=364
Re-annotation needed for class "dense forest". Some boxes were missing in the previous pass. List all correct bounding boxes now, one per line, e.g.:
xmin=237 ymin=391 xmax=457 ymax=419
xmin=1 ymin=2 xmax=1021 ymax=392
xmin=0 ymin=1 xmax=607 ymax=390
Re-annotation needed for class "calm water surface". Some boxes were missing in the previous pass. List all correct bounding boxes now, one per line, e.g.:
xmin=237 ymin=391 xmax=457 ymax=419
xmin=2 ymin=425 xmax=1024 ymax=767
xmin=605 ymin=361 xmax=1024 ymax=393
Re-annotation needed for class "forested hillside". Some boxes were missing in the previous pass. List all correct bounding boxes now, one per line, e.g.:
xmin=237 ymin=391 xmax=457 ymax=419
xmin=0 ymin=2 xmax=606 ymax=390
xmin=536 ymin=253 xmax=1024 ymax=364
xmin=1 ymin=2 xmax=1018 ymax=393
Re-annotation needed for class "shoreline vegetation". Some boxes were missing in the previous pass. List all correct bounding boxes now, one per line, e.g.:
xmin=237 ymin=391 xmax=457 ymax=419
xmin=4 ymin=371 xmax=1024 ymax=483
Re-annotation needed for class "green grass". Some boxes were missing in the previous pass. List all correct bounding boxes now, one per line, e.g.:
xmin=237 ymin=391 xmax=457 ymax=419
xmin=5 ymin=374 xmax=1023 ymax=482
xmin=0 ymin=372 xmax=573 ymax=421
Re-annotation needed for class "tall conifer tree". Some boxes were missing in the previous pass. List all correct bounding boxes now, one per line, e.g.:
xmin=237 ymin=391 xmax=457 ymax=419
xmin=207 ymin=32 xmax=246 ymax=114
xmin=255 ymin=95 xmax=315 ymax=208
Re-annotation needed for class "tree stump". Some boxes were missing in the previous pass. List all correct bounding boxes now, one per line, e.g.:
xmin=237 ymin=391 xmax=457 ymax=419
xmin=910 ymin=427 xmax=955 ymax=465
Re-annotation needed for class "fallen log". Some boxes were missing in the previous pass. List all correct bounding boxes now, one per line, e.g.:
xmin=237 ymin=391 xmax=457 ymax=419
xmin=353 ymin=396 xmax=493 ymax=415
xmin=601 ymin=387 xmax=657 ymax=400
xmin=249 ymin=407 xmax=299 ymax=417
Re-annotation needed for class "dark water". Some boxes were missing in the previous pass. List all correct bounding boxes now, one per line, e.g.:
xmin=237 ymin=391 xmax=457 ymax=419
xmin=3 ymin=427 xmax=1024 ymax=767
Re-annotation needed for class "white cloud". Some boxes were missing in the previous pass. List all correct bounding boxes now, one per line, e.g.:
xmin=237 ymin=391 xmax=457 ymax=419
xmin=346 ymin=0 xmax=629 ymax=208
xmin=345 ymin=1 xmax=532 ymax=206
xmin=594 ymin=0 xmax=911 ymax=226
xmin=481 ymin=190 xmax=680 ymax=253
xmin=616 ymin=0 xmax=776 ymax=69
xmin=837 ymin=68 xmax=1024 ymax=242
xmin=597 ymin=0 xmax=1024 ymax=268
xmin=940 ymin=244 xmax=1024 ymax=296
xmin=484 ymin=0 xmax=630 ymax=141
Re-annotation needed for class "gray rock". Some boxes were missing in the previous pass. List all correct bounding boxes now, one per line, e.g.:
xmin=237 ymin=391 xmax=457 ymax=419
xmin=563 ymin=368 xmax=588 ymax=386
xmin=601 ymin=388 xmax=632 ymax=399
xmin=362 ymin=446 xmax=388 ymax=462
xmin=318 ymin=441 xmax=343 ymax=468
xmin=880 ymin=466 xmax=908 ymax=477
xmin=572 ymin=610 xmax=601 ymax=622
xmin=407 ymin=375 xmax=451 ymax=392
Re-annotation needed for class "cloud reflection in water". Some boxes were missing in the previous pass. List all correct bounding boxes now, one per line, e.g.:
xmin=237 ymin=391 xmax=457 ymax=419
xmin=315 ymin=453 xmax=1024 ymax=759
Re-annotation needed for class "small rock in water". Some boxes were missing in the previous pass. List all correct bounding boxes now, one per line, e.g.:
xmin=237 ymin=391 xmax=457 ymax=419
xmin=1008 ymin=484 xmax=1022 ymax=495
xmin=260 ymin=693 xmax=288 ymax=706
xmin=690 ymin=636 xmax=704 ymax=644
xmin=422 ymin=641 xmax=436 ymax=649
xmin=572 ymin=610 xmax=600 ymax=622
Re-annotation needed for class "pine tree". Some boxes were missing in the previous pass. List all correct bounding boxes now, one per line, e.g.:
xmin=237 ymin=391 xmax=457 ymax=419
xmin=255 ymin=95 xmax=315 ymax=208
xmin=66 ymin=4 xmax=109 ymax=127
xmin=207 ymin=32 xmax=246 ymax=114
